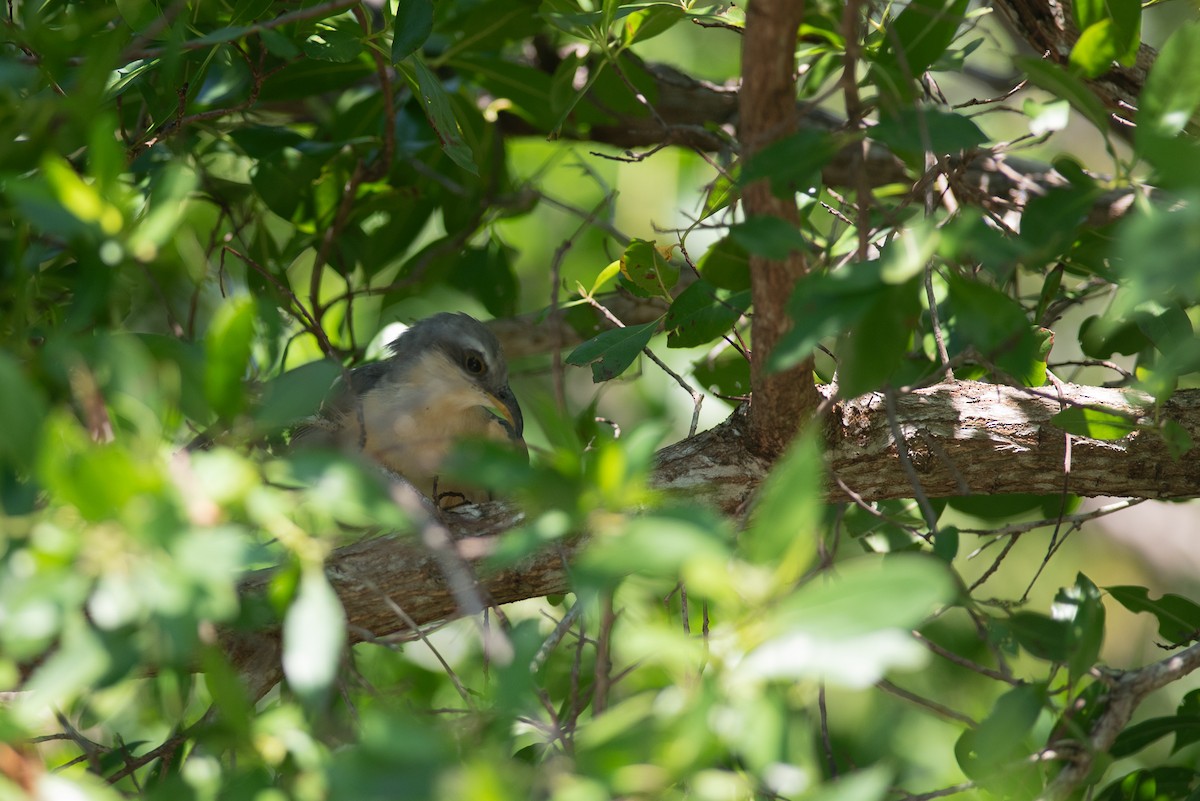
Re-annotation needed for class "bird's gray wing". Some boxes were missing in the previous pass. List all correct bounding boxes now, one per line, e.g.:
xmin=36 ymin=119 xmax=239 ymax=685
xmin=289 ymin=360 xmax=394 ymax=446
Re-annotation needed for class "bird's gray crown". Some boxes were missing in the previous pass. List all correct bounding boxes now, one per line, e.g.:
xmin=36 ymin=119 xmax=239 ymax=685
xmin=387 ymin=312 xmax=509 ymax=383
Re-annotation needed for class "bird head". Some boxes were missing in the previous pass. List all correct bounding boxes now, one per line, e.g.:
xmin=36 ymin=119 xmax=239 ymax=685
xmin=385 ymin=312 xmax=524 ymax=441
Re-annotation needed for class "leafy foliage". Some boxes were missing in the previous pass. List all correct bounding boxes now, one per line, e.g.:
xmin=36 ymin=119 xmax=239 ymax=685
xmin=2 ymin=1 xmax=1200 ymax=801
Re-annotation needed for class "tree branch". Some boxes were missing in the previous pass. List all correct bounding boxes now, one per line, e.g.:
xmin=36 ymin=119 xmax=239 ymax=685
xmin=226 ymin=379 xmax=1200 ymax=700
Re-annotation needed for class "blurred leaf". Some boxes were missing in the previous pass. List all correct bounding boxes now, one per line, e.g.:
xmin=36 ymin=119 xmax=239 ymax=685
xmin=1137 ymin=22 xmax=1200 ymax=154
xmin=956 ymin=683 xmax=1046 ymax=779
xmin=0 ymin=353 xmax=44 ymax=471
xmin=204 ymin=295 xmax=256 ymax=420
xmin=580 ymin=506 xmax=732 ymax=587
xmin=282 ymin=568 xmax=346 ymax=703
xmin=873 ymin=0 xmax=969 ymax=105
xmin=1050 ymin=407 xmax=1138 ymax=441
xmin=692 ymin=349 xmax=751 ymax=397
xmin=1017 ymin=57 xmax=1111 ymax=132
xmin=393 ymin=0 xmax=434 ymax=63
xmin=770 ymin=260 xmax=909 ymax=373
xmin=1008 ymin=612 xmax=1071 ymax=662
xmin=1160 ymin=419 xmax=1195 ymax=460
xmin=697 ymin=236 xmax=750 ymax=291
xmin=664 ymin=280 xmax=749 ymax=348
xmin=729 ymin=216 xmax=808 ymax=260
xmin=565 ymin=319 xmax=659 ymax=382
xmin=1069 ymin=0 xmax=1140 ymax=77
xmin=945 ymin=271 xmax=1040 ymax=384
xmin=745 ymin=432 xmax=822 ymax=579
xmin=1107 ymin=585 xmax=1200 ymax=645
xmin=1112 ymin=716 xmax=1200 ymax=759
xmin=254 ymin=359 xmax=342 ymax=432
xmin=949 ymin=493 xmax=1050 ymax=519
xmin=622 ymin=3 xmax=684 ymax=45
xmin=837 ymin=279 xmax=921 ymax=396
xmin=873 ymin=108 xmax=987 ymax=158
xmin=742 ymin=555 xmax=954 ymax=687
xmin=1097 ymin=768 xmax=1200 ymax=801
xmin=740 ymin=129 xmax=838 ymax=197
xmin=1055 ymin=573 xmax=1105 ymax=684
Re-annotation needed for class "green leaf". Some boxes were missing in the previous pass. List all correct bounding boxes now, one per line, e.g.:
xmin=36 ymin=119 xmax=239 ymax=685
xmin=1016 ymin=57 xmax=1110 ymax=132
xmin=0 ymin=353 xmax=44 ymax=471
xmin=1107 ymin=585 xmax=1200 ymax=644
xmin=1008 ymin=612 xmax=1071 ymax=662
xmin=692 ymin=349 xmax=751 ymax=397
xmin=837 ymin=280 xmax=921 ymax=396
xmin=1175 ymin=690 xmax=1200 ymax=752
xmin=392 ymin=0 xmax=434 ymax=64
xmin=302 ymin=19 xmax=363 ymax=63
xmin=1097 ymin=768 xmax=1200 ymax=801
xmin=618 ymin=239 xmax=677 ymax=298
xmin=1069 ymin=0 xmax=1140 ymax=76
xmin=253 ymin=359 xmax=342 ymax=432
xmin=1112 ymin=716 xmax=1200 ymax=759
xmin=769 ymin=260 xmax=896 ymax=373
xmin=1050 ymin=407 xmax=1139 ymax=441
xmin=588 ymin=260 xmax=622 ymax=296
xmin=745 ymin=432 xmax=823 ymax=576
xmin=740 ymin=129 xmax=839 ymax=197
xmin=1138 ymin=22 xmax=1200 ymax=143
xmin=873 ymin=108 xmax=988 ymax=157
xmin=622 ymin=4 xmax=685 ymax=46
xmin=204 ymin=296 xmax=257 ymax=419
xmin=873 ymin=0 xmax=969 ymax=105
xmin=664 ymin=280 xmax=750 ymax=348
xmin=728 ymin=216 xmax=808 ymax=260
xmin=743 ymin=555 xmax=955 ymax=687
xmin=565 ymin=319 xmax=660 ymax=382
xmin=697 ymin=236 xmax=750 ymax=291
xmin=1160 ymin=419 xmax=1195 ymax=460
xmin=399 ymin=57 xmax=479 ymax=175
xmin=945 ymin=272 xmax=1040 ymax=384
xmin=580 ymin=505 xmax=732 ymax=584
xmin=1055 ymin=573 xmax=1105 ymax=684
xmin=282 ymin=568 xmax=347 ymax=703
xmin=956 ymin=683 xmax=1046 ymax=778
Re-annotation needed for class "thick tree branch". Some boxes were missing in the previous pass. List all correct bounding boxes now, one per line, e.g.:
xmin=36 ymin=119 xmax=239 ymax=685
xmin=228 ymin=380 xmax=1200 ymax=699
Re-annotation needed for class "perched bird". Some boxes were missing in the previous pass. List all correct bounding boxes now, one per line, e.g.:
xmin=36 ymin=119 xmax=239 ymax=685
xmin=295 ymin=312 xmax=525 ymax=504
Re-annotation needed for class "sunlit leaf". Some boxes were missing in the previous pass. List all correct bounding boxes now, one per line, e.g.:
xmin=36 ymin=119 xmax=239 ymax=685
xmin=1050 ymin=407 xmax=1139 ymax=441
xmin=282 ymin=568 xmax=347 ymax=703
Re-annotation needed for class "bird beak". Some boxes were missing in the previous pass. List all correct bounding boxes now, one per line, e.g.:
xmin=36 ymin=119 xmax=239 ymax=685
xmin=486 ymin=384 xmax=524 ymax=440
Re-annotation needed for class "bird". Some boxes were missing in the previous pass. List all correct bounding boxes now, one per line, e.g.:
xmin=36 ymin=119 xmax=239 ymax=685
xmin=293 ymin=312 xmax=525 ymax=505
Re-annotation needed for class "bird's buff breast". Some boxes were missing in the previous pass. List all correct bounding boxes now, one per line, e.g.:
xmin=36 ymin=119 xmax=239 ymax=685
xmin=355 ymin=354 xmax=509 ymax=495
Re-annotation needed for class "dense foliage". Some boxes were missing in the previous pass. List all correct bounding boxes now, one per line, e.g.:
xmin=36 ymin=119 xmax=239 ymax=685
xmin=4 ymin=1 xmax=1200 ymax=800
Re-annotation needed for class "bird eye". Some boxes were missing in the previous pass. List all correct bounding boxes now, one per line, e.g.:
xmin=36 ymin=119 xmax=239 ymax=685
xmin=465 ymin=354 xmax=486 ymax=375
